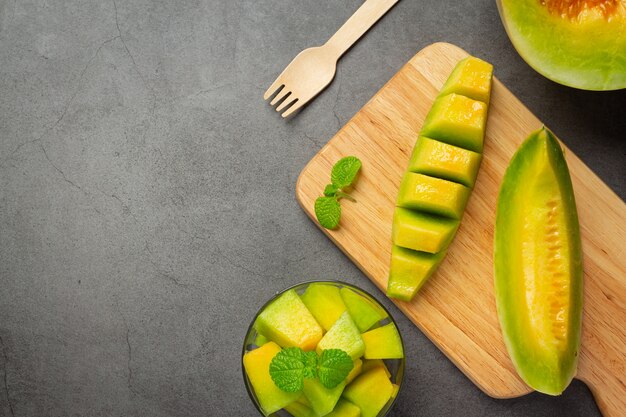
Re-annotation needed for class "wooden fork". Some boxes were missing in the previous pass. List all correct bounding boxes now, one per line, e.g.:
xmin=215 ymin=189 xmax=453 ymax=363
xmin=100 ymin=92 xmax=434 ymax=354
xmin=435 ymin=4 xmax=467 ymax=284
xmin=264 ymin=0 xmax=399 ymax=118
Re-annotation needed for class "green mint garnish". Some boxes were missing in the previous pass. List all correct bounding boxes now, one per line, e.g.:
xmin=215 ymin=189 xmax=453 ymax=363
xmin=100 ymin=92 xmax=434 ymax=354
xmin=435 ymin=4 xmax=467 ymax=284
xmin=269 ymin=348 xmax=354 ymax=392
xmin=314 ymin=156 xmax=362 ymax=230
xmin=318 ymin=349 xmax=354 ymax=389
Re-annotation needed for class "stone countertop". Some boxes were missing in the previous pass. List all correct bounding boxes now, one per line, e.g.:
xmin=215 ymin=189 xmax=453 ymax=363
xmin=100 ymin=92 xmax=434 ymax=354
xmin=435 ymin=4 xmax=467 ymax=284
xmin=0 ymin=0 xmax=623 ymax=416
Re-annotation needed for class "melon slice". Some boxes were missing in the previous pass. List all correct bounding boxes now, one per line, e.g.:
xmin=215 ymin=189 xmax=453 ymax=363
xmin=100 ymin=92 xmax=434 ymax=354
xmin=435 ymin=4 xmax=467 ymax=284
xmin=408 ymin=136 xmax=482 ymax=188
xmin=439 ymin=56 xmax=494 ymax=103
xmin=300 ymin=283 xmax=348 ymax=331
xmin=284 ymin=396 xmax=316 ymax=417
xmin=345 ymin=358 xmax=363 ymax=384
xmin=243 ymin=342 xmax=300 ymax=415
xmin=302 ymin=378 xmax=345 ymax=416
xmin=340 ymin=288 xmax=386 ymax=332
xmin=343 ymin=367 xmax=393 ymax=417
xmin=255 ymin=289 xmax=322 ymax=351
xmin=362 ymin=323 xmax=404 ymax=359
xmin=316 ymin=312 xmax=365 ymax=359
xmin=397 ymin=172 xmax=470 ymax=219
xmin=324 ymin=399 xmax=362 ymax=417
xmin=387 ymin=245 xmax=446 ymax=301
xmin=360 ymin=359 xmax=391 ymax=378
xmin=392 ymin=208 xmax=459 ymax=254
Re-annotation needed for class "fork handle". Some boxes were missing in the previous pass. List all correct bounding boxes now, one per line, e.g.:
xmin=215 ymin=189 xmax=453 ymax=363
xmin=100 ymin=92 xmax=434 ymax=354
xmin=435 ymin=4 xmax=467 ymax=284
xmin=324 ymin=0 xmax=400 ymax=59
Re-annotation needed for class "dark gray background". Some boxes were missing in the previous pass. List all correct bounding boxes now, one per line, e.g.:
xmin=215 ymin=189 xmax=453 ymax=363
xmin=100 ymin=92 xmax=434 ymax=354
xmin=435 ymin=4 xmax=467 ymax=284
xmin=0 ymin=0 xmax=624 ymax=415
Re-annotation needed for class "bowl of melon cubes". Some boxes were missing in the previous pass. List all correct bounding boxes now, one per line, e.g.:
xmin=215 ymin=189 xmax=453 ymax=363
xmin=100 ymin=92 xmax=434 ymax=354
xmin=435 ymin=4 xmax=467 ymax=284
xmin=242 ymin=281 xmax=405 ymax=417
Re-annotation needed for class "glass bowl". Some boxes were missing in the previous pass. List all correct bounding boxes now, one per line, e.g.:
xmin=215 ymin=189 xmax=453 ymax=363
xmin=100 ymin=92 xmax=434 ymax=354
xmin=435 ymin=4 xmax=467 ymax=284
xmin=242 ymin=280 xmax=405 ymax=417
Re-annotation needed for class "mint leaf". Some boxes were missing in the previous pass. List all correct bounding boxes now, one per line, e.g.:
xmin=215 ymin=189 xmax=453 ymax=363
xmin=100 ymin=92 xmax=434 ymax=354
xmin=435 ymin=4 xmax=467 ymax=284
xmin=317 ymin=349 xmax=354 ymax=389
xmin=303 ymin=351 xmax=318 ymax=379
xmin=314 ymin=197 xmax=341 ymax=230
xmin=324 ymin=184 xmax=338 ymax=197
xmin=269 ymin=347 xmax=306 ymax=392
xmin=331 ymin=156 xmax=362 ymax=189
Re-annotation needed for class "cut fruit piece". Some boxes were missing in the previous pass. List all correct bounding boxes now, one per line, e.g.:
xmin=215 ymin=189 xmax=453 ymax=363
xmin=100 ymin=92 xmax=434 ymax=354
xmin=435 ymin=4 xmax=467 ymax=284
xmin=343 ymin=367 xmax=394 ymax=417
xmin=439 ymin=56 xmax=494 ymax=103
xmin=324 ymin=399 xmax=362 ymax=417
xmin=362 ymin=323 xmax=404 ymax=359
xmin=361 ymin=359 xmax=391 ymax=378
xmin=316 ymin=312 xmax=365 ymax=359
xmin=408 ymin=137 xmax=482 ymax=188
xmin=255 ymin=289 xmax=323 ymax=351
xmin=254 ymin=334 xmax=269 ymax=347
xmin=302 ymin=378 xmax=345 ymax=416
xmin=392 ymin=207 xmax=460 ymax=254
xmin=397 ymin=172 xmax=470 ymax=219
xmin=300 ymin=283 xmax=348 ymax=331
xmin=345 ymin=358 xmax=363 ymax=384
xmin=421 ymin=93 xmax=488 ymax=153
xmin=497 ymin=0 xmax=626 ymax=90
xmin=243 ymin=342 xmax=300 ymax=415
xmin=284 ymin=397 xmax=316 ymax=417
xmin=494 ymin=126 xmax=583 ymax=395
xmin=387 ymin=245 xmax=446 ymax=301
xmin=340 ymin=288 xmax=387 ymax=332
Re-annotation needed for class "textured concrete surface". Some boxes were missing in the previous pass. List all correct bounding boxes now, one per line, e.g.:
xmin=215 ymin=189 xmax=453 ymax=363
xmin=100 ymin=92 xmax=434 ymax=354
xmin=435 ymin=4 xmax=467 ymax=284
xmin=0 ymin=0 xmax=623 ymax=416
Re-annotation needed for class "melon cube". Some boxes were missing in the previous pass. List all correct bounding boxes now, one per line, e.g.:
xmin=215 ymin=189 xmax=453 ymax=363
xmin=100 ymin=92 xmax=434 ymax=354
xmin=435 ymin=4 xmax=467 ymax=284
xmin=345 ymin=358 xmax=363 ymax=384
xmin=439 ymin=56 xmax=493 ymax=104
xmin=316 ymin=311 xmax=365 ymax=359
xmin=392 ymin=208 xmax=459 ymax=254
xmin=325 ymin=399 xmax=362 ymax=417
xmin=408 ymin=137 xmax=482 ymax=188
xmin=397 ymin=172 xmax=470 ymax=219
xmin=360 ymin=359 xmax=391 ymax=378
xmin=387 ymin=245 xmax=446 ymax=301
xmin=343 ymin=367 xmax=393 ymax=417
xmin=340 ymin=288 xmax=387 ymax=332
xmin=300 ymin=283 xmax=348 ymax=331
xmin=284 ymin=396 xmax=316 ymax=417
xmin=302 ymin=378 xmax=345 ymax=416
xmin=421 ymin=93 xmax=487 ymax=153
xmin=362 ymin=323 xmax=404 ymax=359
xmin=255 ymin=289 xmax=322 ymax=351
xmin=243 ymin=342 xmax=300 ymax=415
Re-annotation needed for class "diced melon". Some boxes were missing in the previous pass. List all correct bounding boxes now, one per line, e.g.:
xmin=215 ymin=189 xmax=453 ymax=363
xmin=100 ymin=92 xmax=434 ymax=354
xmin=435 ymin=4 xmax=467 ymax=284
xmin=421 ymin=93 xmax=488 ymax=153
xmin=243 ymin=342 xmax=300 ymax=415
xmin=255 ymin=333 xmax=269 ymax=347
xmin=343 ymin=367 xmax=393 ymax=417
xmin=303 ymin=378 xmax=346 ymax=416
xmin=439 ymin=56 xmax=494 ymax=104
xmin=387 ymin=245 xmax=446 ymax=301
xmin=325 ymin=399 xmax=362 ymax=417
xmin=300 ymin=283 xmax=348 ymax=331
xmin=316 ymin=312 xmax=365 ymax=359
xmin=362 ymin=323 xmax=404 ymax=359
xmin=340 ymin=288 xmax=387 ymax=332
xmin=284 ymin=396 xmax=316 ymax=417
xmin=345 ymin=358 xmax=363 ymax=384
xmin=255 ymin=289 xmax=323 ymax=351
xmin=408 ymin=137 xmax=482 ymax=188
xmin=361 ymin=359 xmax=391 ymax=378
xmin=397 ymin=172 xmax=470 ymax=219
xmin=392 ymin=208 xmax=459 ymax=254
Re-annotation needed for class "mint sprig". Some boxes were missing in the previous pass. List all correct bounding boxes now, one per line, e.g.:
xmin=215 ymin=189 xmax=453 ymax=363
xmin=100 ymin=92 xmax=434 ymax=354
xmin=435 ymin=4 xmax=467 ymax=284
xmin=315 ymin=156 xmax=362 ymax=230
xmin=269 ymin=347 xmax=353 ymax=392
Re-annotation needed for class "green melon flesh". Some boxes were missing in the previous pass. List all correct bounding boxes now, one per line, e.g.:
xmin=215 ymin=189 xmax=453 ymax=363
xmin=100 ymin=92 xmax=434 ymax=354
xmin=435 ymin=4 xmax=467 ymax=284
xmin=361 ymin=323 xmax=404 ymax=360
xmin=339 ymin=288 xmax=387 ymax=332
xmin=300 ymin=283 xmax=348 ymax=331
xmin=497 ymin=0 xmax=626 ymax=90
xmin=494 ymin=126 xmax=583 ymax=395
xmin=284 ymin=397 xmax=316 ymax=417
xmin=302 ymin=378 xmax=346 ymax=416
xmin=316 ymin=311 xmax=365 ymax=359
xmin=387 ymin=245 xmax=446 ymax=301
xmin=397 ymin=173 xmax=470 ymax=219
xmin=324 ymin=399 xmax=361 ymax=417
xmin=392 ymin=208 xmax=460 ymax=254
xmin=343 ymin=367 xmax=393 ymax=417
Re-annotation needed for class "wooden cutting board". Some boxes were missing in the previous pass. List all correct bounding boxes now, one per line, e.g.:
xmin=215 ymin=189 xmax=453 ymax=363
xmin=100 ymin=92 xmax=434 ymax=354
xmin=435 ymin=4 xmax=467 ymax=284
xmin=295 ymin=43 xmax=626 ymax=417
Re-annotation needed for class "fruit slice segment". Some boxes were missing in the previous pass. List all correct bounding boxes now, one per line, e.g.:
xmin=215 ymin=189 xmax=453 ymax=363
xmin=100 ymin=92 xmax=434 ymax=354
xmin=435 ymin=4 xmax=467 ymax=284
xmin=300 ymin=283 xmax=348 ymax=331
xmin=243 ymin=342 xmax=301 ymax=415
xmin=494 ymin=126 xmax=582 ymax=395
xmin=408 ymin=137 xmax=482 ymax=188
xmin=439 ymin=56 xmax=494 ymax=103
xmin=340 ymin=288 xmax=387 ymax=332
xmin=316 ymin=311 xmax=365 ymax=359
xmin=343 ymin=367 xmax=394 ymax=417
xmin=421 ymin=93 xmax=488 ymax=153
xmin=387 ymin=246 xmax=446 ymax=301
xmin=392 ymin=208 xmax=460 ymax=254
xmin=284 ymin=397 xmax=316 ymax=417
xmin=362 ymin=323 xmax=404 ymax=359
xmin=302 ymin=378 xmax=346 ymax=416
xmin=255 ymin=289 xmax=323 ymax=351
xmin=397 ymin=172 xmax=470 ymax=219
xmin=324 ymin=399 xmax=361 ymax=417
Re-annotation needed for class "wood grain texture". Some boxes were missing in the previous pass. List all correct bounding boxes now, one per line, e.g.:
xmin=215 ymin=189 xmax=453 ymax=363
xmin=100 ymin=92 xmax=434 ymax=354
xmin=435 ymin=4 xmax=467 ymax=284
xmin=295 ymin=43 xmax=626 ymax=416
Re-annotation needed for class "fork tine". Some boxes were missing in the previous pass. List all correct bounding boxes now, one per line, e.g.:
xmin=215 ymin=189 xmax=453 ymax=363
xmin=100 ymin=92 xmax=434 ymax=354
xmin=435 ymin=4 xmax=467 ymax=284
xmin=281 ymin=99 xmax=303 ymax=118
xmin=270 ymin=89 xmax=291 ymax=106
xmin=276 ymin=96 xmax=298 ymax=113
xmin=263 ymin=78 xmax=284 ymax=101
